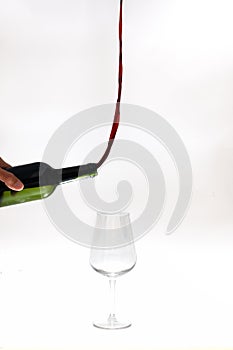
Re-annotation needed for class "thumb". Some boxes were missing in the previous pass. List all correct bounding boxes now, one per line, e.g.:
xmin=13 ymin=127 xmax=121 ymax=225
xmin=0 ymin=157 xmax=11 ymax=169
xmin=0 ymin=168 xmax=24 ymax=191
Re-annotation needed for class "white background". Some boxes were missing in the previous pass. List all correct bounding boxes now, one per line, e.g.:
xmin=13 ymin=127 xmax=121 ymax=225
xmin=1 ymin=0 xmax=233 ymax=349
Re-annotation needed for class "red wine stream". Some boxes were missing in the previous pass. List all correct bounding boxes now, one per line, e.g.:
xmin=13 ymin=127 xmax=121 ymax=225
xmin=97 ymin=0 xmax=123 ymax=168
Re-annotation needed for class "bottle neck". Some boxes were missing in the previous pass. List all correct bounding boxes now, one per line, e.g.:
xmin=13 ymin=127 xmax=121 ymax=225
xmin=59 ymin=163 xmax=98 ymax=184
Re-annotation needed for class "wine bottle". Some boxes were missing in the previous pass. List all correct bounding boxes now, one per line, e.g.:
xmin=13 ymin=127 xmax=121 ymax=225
xmin=0 ymin=162 xmax=97 ymax=208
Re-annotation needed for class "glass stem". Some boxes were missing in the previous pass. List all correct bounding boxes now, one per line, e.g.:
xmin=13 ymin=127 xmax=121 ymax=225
xmin=109 ymin=278 xmax=116 ymax=320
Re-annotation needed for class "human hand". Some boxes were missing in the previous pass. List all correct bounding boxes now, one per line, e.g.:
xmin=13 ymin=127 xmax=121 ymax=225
xmin=0 ymin=157 xmax=24 ymax=191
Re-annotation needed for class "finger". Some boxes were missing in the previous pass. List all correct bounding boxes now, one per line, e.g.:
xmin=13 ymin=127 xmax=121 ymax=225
xmin=0 ymin=157 xmax=11 ymax=168
xmin=0 ymin=168 xmax=24 ymax=191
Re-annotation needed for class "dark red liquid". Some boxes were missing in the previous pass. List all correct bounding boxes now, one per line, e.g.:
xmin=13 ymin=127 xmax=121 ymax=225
xmin=97 ymin=0 xmax=123 ymax=168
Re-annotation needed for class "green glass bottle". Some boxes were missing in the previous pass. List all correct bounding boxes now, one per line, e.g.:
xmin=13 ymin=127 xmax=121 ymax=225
xmin=0 ymin=162 xmax=97 ymax=207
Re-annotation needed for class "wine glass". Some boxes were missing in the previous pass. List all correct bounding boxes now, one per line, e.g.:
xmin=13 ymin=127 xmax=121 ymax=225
xmin=89 ymin=211 xmax=137 ymax=330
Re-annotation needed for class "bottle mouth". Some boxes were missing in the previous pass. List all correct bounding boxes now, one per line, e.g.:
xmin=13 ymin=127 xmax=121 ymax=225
xmin=79 ymin=163 xmax=98 ymax=178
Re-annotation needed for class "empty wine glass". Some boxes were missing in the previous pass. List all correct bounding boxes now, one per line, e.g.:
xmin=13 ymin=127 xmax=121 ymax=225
xmin=89 ymin=211 xmax=137 ymax=330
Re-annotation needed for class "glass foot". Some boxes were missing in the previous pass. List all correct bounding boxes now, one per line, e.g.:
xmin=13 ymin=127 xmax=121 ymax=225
xmin=93 ymin=315 xmax=131 ymax=330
